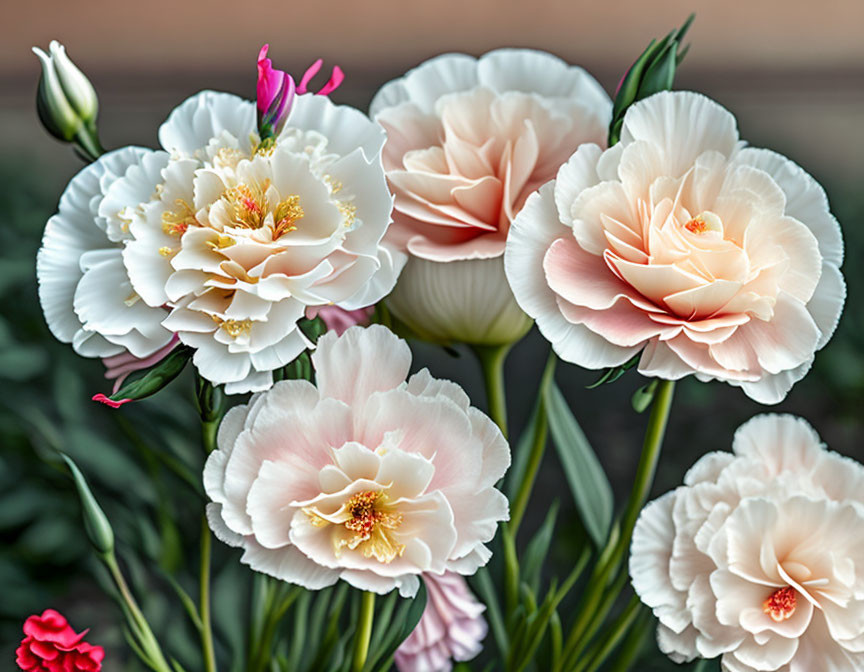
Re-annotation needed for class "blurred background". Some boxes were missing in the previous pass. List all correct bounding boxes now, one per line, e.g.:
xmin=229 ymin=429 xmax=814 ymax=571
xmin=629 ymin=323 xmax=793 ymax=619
xmin=1 ymin=0 xmax=862 ymax=669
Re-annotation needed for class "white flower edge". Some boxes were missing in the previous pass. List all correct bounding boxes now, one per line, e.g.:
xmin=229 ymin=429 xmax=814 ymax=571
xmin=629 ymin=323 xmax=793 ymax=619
xmin=369 ymin=48 xmax=611 ymax=119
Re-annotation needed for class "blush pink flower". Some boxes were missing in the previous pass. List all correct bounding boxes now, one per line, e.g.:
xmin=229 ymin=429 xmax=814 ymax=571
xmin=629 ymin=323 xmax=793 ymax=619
xmin=306 ymin=305 xmax=373 ymax=335
xmin=16 ymin=609 xmax=104 ymax=672
xmin=505 ymin=91 xmax=845 ymax=403
xmin=204 ymin=325 xmax=510 ymax=596
xmin=370 ymin=50 xmax=611 ymax=345
xmin=395 ymin=572 xmax=487 ymax=672
xmin=631 ymin=414 xmax=864 ymax=671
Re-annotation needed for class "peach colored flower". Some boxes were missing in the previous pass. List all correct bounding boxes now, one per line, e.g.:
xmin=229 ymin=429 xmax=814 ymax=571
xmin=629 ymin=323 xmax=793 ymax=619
xmin=204 ymin=325 xmax=509 ymax=596
xmin=505 ymin=91 xmax=845 ymax=403
xmin=395 ymin=572 xmax=487 ymax=672
xmin=631 ymin=414 xmax=864 ymax=671
xmin=370 ymin=50 xmax=610 ymax=345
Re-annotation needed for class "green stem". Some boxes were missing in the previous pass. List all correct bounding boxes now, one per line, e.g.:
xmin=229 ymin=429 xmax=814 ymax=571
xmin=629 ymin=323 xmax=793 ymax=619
xmin=559 ymin=379 xmax=675 ymax=667
xmin=352 ymin=591 xmax=376 ymax=672
xmin=202 ymin=419 xmax=219 ymax=454
xmin=613 ymin=378 xmax=675 ymax=569
xmin=73 ymin=124 xmax=104 ymax=162
xmin=576 ymin=596 xmax=642 ymax=672
xmin=200 ymin=515 xmax=217 ymax=672
xmin=472 ymin=344 xmax=512 ymax=438
xmin=507 ymin=353 xmax=556 ymax=536
xmin=103 ymin=552 xmax=172 ymax=672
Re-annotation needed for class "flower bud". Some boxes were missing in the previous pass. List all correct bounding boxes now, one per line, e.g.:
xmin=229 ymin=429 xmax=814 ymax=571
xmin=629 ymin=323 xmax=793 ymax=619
xmin=62 ymin=454 xmax=115 ymax=557
xmin=387 ymin=257 xmax=533 ymax=347
xmin=33 ymin=41 xmax=99 ymax=143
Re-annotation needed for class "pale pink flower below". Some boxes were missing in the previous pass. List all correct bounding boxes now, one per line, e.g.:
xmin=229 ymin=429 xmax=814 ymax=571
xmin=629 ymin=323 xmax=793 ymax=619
xmin=505 ymin=90 xmax=845 ymax=404
xmin=306 ymin=305 xmax=373 ymax=336
xmin=203 ymin=325 xmax=510 ymax=596
xmin=395 ymin=572 xmax=488 ymax=672
xmin=630 ymin=414 xmax=864 ymax=672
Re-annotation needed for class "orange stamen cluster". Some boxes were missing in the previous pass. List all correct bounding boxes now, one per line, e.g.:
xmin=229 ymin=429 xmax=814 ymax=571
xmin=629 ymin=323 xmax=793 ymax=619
xmin=685 ymin=216 xmax=709 ymax=234
xmin=763 ymin=586 xmax=797 ymax=623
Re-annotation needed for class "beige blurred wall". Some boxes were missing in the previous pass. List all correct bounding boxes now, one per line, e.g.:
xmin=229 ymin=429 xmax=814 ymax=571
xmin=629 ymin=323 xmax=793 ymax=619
xmin=2 ymin=0 xmax=862 ymax=190
xmin=4 ymin=0 xmax=864 ymax=74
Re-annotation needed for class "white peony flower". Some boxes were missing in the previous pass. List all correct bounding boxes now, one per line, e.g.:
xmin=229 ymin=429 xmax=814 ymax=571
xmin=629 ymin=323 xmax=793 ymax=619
xmin=37 ymin=147 xmax=174 ymax=362
xmin=505 ymin=91 xmax=845 ymax=404
xmin=370 ymin=49 xmax=611 ymax=345
xmin=40 ymin=90 xmax=402 ymax=394
xmin=203 ymin=325 xmax=510 ymax=596
xmin=631 ymin=414 xmax=864 ymax=671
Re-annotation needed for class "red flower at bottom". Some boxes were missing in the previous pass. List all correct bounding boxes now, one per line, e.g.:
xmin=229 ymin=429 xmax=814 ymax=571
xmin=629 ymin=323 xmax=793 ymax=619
xmin=16 ymin=609 xmax=104 ymax=672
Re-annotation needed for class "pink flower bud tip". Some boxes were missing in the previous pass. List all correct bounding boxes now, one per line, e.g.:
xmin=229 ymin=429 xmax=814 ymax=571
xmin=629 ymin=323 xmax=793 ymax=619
xmin=91 ymin=393 xmax=132 ymax=409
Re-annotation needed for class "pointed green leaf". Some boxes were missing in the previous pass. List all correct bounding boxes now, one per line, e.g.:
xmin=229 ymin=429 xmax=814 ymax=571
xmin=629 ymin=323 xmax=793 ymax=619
xmin=544 ymin=383 xmax=613 ymax=547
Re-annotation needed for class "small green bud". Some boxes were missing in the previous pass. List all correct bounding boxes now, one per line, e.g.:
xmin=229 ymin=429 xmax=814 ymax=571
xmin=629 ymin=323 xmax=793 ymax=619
xmin=62 ymin=454 xmax=115 ymax=556
xmin=33 ymin=41 xmax=102 ymax=159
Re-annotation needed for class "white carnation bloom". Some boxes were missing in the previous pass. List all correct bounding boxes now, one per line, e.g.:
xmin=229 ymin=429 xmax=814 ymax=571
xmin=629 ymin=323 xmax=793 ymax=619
xmin=204 ymin=325 xmax=510 ymax=596
xmin=36 ymin=147 xmax=174 ymax=361
xmin=631 ymin=414 xmax=864 ymax=671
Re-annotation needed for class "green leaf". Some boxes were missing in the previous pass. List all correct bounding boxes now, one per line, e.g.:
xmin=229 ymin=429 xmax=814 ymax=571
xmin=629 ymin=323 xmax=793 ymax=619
xmin=366 ymin=581 xmax=428 ymax=672
xmin=545 ymin=383 xmax=613 ymax=547
xmin=636 ymin=41 xmax=678 ymax=100
xmin=586 ymin=353 xmax=640 ymax=389
xmin=521 ymin=501 xmax=560 ymax=594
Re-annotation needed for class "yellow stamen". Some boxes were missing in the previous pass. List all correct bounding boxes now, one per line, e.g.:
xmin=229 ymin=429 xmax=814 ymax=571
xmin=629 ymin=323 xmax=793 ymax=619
xmin=223 ymin=182 xmax=270 ymax=229
xmin=158 ymin=246 xmax=175 ymax=257
xmin=211 ymin=315 xmax=253 ymax=338
xmin=337 ymin=201 xmax=357 ymax=227
xmin=162 ymin=199 xmax=198 ymax=236
xmin=274 ymin=195 xmax=304 ymax=238
xmin=323 ymin=174 xmax=343 ymax=194
xmin=206 ymin=235 xmax=236 ymax=250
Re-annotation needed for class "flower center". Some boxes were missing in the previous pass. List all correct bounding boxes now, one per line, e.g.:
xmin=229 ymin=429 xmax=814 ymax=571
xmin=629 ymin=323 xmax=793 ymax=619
xmin=224 ymin=183 xmax=269 ymax=229
xmin=304 ymin=490 xmax=405 ymax=564
xmin=683 ymin=210 xmax=722 ymax=235
xmin=763 ymin=586 xmax=797 ymax=622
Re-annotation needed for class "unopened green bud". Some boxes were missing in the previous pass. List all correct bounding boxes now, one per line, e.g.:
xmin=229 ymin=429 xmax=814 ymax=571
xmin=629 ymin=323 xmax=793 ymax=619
xmin=33 ymin=41 xmax=102 ymax=159
xmin=62 ymin=454 xmax=115 ymax=556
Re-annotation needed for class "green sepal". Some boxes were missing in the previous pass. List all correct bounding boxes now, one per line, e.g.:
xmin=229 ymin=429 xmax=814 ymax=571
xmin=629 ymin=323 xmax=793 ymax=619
xmin=106 ymin=345 xmax=193 ymax=403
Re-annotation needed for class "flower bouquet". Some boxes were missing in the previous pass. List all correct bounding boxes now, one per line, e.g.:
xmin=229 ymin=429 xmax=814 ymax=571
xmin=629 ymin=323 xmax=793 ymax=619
xmin=19 ymin=13 xmax=855 ymax=671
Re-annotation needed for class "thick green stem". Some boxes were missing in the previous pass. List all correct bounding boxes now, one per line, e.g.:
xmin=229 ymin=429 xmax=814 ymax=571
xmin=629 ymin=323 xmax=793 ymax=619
xmin=473 ymin=344 xmax=512 ymax=438
xmin=200 ymin=515 xmax=217 ymax=672
xmin=508 ymin=353 xmax=556 ymax=537
xmin=352 ymin=591 xmax=376 ymax=672
xmin=103 ymin=553 xmax=172 ymax=672
xmin=73 ymin=124 xmax=104 ymax=163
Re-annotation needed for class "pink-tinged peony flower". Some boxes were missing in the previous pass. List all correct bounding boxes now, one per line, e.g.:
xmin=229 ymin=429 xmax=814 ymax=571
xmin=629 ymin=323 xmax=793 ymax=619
xmin=370 ymin=50 xmax=611 ymax=345
xmin=395 ymin=572 xmax=488 ymax=672
xmin=16 ymin=609 xmax=104 ymax=672
xmin=505 ymin=91 xmax=845 ymax=404
xmin=630 ymin=414 xmax=864 ymax=671
xmin=204 ymin=325 xmax=510 ymax=596
xmin=306 ymin=305 xmax=373 ymax=335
